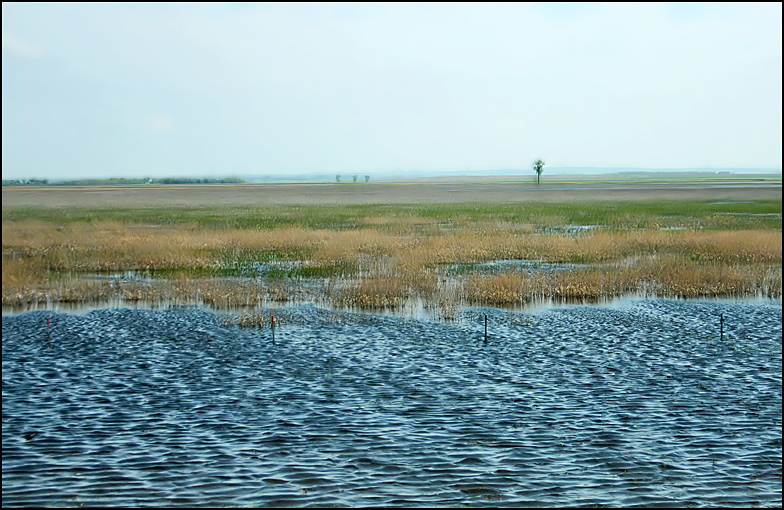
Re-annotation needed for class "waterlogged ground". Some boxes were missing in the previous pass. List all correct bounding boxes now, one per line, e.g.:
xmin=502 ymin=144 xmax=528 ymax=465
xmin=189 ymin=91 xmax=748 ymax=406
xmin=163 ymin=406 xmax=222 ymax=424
xmin=2 ymin=300 xmax=782 ymax=507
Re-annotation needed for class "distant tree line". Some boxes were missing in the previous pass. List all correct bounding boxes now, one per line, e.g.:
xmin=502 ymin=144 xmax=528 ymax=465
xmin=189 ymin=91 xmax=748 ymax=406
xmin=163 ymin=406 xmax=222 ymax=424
xmin=2 ymin=179 xmax=49 ymax=186
xmin=146 ymin=177 xmax=245 ymax=185
xmin=3 ymin=177 xmax=245 ymax=187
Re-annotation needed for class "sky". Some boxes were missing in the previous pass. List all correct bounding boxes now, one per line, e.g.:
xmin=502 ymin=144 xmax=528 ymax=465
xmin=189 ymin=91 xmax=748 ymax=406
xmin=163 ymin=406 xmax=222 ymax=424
xmin=2 ymin=2 xmax=782 ymax=181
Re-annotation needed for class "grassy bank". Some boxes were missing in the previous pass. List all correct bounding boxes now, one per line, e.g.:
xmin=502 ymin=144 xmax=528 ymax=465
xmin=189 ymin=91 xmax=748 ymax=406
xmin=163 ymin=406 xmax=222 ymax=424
xmin=3 ymin=200 xmax=781 ymax=312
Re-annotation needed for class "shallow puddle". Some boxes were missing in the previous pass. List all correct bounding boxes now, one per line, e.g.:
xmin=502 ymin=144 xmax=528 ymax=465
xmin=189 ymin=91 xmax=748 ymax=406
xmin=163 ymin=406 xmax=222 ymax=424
xmin=2 ymin=299 xmax=782 ymax=507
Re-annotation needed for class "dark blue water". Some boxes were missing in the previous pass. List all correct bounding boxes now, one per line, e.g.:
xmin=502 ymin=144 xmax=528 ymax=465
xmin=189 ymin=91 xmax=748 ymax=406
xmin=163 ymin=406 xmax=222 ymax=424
xmin=3 ymin=300 xmax=781 ymax=507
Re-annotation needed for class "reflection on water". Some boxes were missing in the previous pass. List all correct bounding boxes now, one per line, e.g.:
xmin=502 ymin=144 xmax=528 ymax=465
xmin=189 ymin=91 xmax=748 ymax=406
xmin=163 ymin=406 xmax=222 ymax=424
xmin=2 ymin=300 xmax=782 ymax=507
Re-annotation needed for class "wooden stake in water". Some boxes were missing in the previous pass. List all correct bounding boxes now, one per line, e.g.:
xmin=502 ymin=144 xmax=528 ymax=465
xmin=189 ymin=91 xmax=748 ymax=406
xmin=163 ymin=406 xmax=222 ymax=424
xmin=484 ymin=314 xmax=488 ymax=342
xmin=46 ymin=317 xmax=50 ymax=346
xmin=720 ymin=313 xmax=724 ymax=341
xmin=271 ymin=311 xmax=276 ymax=343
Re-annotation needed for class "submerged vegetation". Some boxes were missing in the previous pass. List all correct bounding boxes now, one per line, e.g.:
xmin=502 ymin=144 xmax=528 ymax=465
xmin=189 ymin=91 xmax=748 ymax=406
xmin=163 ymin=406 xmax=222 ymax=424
xmin=3 ymin=200 xmax=781 ymax=314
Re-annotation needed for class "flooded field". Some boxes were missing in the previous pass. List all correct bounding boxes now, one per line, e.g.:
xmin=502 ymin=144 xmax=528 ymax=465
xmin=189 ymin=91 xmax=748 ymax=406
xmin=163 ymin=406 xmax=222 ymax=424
xmin=2 ymin=299 xmax=781 ymax=507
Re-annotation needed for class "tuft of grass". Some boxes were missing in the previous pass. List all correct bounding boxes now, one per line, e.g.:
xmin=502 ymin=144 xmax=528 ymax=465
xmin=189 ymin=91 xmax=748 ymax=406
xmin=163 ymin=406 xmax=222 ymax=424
xmin=334 ymin=276 xmax=410 ymax=309
xmin=222 ymin=311 xmax=266 ymax=329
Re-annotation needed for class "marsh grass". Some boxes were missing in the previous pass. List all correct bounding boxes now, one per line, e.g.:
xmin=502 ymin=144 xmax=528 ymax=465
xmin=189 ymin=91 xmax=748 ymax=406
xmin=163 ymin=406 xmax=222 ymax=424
xmin=221 ymin=311 xmax=267 ymax=329
xmin=334 ymin=276 xmax=410 ymax=309
xmin=3 ymin=199 xmax=782 ymax=230
xmin=3 ymin=200 xmax=781 ymax=310
xmin=463 ymin=260 xmax=782 ymax=305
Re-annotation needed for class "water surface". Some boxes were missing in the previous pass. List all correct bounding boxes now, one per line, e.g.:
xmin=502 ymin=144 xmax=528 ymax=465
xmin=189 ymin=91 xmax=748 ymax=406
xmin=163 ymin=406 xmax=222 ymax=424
xmin=3 ymin=300 xmax=781 ymax=507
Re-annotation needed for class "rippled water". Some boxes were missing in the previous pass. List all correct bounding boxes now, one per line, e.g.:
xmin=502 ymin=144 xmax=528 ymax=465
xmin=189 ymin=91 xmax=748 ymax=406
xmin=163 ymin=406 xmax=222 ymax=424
xmin=3 ymin=300 xmax=782 ymax=507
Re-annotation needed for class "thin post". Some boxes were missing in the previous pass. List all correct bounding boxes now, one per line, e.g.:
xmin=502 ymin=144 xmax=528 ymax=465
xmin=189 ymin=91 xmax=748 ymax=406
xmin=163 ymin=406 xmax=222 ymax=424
xmin=484 ymin=314 xmax=488 ymax=342
xmin=271 ymin=311 xmax=276 ymax=343
xmin=46 ymin=317 xmax=51 ymax=346
xmin=720 ymin=313 xmax=724 ymax=341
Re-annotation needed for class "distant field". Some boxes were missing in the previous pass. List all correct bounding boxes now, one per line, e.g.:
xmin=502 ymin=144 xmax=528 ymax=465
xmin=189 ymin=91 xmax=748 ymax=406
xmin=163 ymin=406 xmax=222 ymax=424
xmin=2 ymin=173 xmax=781 ymax=208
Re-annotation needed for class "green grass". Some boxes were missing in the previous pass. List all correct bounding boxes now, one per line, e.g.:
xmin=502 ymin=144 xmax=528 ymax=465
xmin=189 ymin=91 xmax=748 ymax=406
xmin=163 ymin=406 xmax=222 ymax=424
xmin=3 ymin=199 xmax=781 ymax=231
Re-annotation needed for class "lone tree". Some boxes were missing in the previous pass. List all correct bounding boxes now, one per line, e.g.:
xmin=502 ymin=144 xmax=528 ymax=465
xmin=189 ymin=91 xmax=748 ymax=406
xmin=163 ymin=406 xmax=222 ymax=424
xmin=336 ymin=175 xmax=341 ymax=183
xmin=532 ymin=159 xmax=545 ymax=184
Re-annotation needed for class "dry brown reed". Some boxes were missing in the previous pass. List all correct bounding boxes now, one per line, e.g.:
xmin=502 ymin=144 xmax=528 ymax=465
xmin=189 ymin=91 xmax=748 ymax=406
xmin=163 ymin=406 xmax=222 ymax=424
xmin=221 ymin=311 xmax=266 ymax=329
xmin=3 ymin=219 xmax=781 ymax=310
xmin=1 ymin=275 xmax=313 ymax=309
xmin=4 ymin=221 xmax=780 ymax=270
xmin=462 ymin=260 xmax=782 ymax=306
xmin=334 ymin=276 xmax=410 ymax=309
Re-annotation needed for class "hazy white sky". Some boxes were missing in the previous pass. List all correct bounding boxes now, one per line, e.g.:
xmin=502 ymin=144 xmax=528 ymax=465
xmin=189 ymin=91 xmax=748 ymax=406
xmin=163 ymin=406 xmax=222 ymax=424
xmin=2 ymin=2 xmax=782 ymax=180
